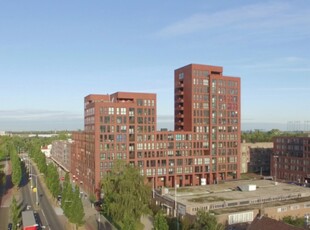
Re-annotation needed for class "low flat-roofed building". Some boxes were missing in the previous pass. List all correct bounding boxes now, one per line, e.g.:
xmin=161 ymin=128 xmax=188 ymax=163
xmin=154 ymin=179 xmax=310 ymax=226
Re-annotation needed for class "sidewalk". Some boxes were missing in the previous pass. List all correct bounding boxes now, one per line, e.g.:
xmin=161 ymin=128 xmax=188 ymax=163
xmin=29 ymin=156 xmax=118 ymax=230
xmin=80 ymin=189 xmax=116 ymax=230
xmin=0 ymin=159 xmax=18 ymax=208
xmin=0 ymin=159 xmax=22 ymax=230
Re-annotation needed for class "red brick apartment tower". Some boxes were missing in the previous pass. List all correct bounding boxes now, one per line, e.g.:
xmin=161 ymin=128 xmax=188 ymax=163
xmin=72 ymin=64 xmax=241 ymax=194
xmin=73 ymin=92 xmax=157 ymax=194
xmin=174 ymin=64 xmax=241 ymax=183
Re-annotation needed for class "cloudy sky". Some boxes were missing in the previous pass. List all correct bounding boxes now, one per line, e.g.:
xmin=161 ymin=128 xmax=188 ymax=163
xmin=0 ymin=1 xmax=309 ymax=131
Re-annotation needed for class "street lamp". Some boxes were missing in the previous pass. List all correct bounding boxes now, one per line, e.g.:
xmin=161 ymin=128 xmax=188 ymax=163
xmin=174 ymin=177 xmax=179 ymax=230
xmin=274 ymin=155 xmax=279 ymax=185
xmin=29 ymin=174 xmax=39 ymax=205
xmin=97 ymin=212 xmax=101 ymax=230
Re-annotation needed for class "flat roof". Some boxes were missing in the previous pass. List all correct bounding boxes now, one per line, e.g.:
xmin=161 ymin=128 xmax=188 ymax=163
xmin=163 ymin=180 xmax=310 ymax=212
xmin=22 ymin=210 xmax=37 ymax=227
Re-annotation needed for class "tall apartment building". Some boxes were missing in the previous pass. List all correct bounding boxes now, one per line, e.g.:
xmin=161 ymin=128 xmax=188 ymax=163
xmin=272 ymin=136 xmax=310 ymax=183
xmin=71 ymin=64 xmax=241 ymax=195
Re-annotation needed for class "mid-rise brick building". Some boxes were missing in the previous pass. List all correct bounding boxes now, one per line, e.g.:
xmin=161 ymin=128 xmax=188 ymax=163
xmin=71 ymin=64 xmax=241 ymax=194
xmin=241 ymin=142 xmax=273 ymax=174
xmin=272 ymin=136 xmax=310 ymax=183
xmin=50 ymin=140 xmax=72 ymax=173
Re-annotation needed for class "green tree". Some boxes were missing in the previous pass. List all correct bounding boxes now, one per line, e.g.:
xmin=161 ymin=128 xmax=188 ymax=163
xmin=69 ymin=185 xmax=85 ymax=228
xmin=193 ymin=210 xmax=224 ymax=230
xmin=11 ymin=150 xmax=22 ymax=188
xmin=61 ymin=173 xmax=74 ymax=218
xmin=282 ymin=216 xmax=304 ymax=228
xmin=46 ymin=164 xmax=61 ymax=198
xmin=10 ymin=196 xmax=19 ymax=230
xmin=166 ymin=217 xmax=179 ymax=230
xmin=181 ymin=215 xmax=194 ymax=230
xmin=101 ymin=160 xmax=151 ymax=229
xmin=154 ymin=211 xmax=169 ymax=230
xmin=61 ymin=173 xmax=85 ymax=229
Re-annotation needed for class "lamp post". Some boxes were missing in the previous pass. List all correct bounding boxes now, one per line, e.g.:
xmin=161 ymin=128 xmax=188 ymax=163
xmin=30 ymin=174 xmax=39 ymax=205
xmin=274 ymin=155 xmax=279 ymax=185
xmin=97 ymin=212 xmax=101 ymax=230
xmin=174 ymin=177 xmax=179 ymax=230
xmin=29 ymin=174 xmax=43 ymax=205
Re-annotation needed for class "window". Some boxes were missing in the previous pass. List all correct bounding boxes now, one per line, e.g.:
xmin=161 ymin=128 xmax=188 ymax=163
xmin=121 ymin=108 xmax=126 ymax=115
xmin=137 ymin=99 xmax=143 ymax=106
xmin=129 ymin=108 xmax=135 ymax=116
xmin=120 ymin=126 xmax=126 ymax=132
xmin=203 ymin=79 xmax=209 ymax=85
xmin=104 ymin=116 xmax=110 ymax=124
xmin=108 ymin=107 xmax=114 ymax=115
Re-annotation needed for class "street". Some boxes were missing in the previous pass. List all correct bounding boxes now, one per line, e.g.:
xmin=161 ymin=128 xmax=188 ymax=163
xmin=27 ymin=160 xmax=66 ymax=230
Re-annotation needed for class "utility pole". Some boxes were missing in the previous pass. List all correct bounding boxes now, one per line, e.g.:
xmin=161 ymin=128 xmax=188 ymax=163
xmin=30 ymin=174 xmax=39 ymax=205
xmin=274 ymin=155 xmax=279 ymax=185
xmin=175 ymin=177 xmax=179 ymax=230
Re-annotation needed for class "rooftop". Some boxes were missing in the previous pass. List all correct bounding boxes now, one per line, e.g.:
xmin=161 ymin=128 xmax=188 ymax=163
xmin=162 ymin=180 xmax=310 ymax=214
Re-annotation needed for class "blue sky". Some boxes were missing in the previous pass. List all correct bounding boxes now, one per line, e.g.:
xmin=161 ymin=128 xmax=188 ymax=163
xmin=0 ymin=0 xmax=309 ymax=131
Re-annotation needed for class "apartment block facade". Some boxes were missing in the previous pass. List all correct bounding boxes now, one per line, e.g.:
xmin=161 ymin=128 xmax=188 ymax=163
xmin=50 ymin=140 xmax=72 ymax=173
xmin=241 ymin=142 xmax=273 ymax=174
xmin=272 ymin=136 xmax=310 ymax=183
xmin=71 ymin=64 xmax=241 ymax=194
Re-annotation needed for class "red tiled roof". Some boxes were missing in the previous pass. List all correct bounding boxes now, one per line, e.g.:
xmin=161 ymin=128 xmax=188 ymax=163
xmin=247 ymin=216 xmax=304 ymax=230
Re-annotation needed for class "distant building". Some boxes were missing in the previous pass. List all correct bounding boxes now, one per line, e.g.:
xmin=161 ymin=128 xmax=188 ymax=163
xmin=241 ymin=142 xmax=273 ymax=174
xmin=272 ymin=136 xmax=310 ymax=184
xmin=41 ymin=144 xmax=52 ymax=158
xmin=0 ymin=131 xmax=6 ymax=136
xmin=50 ymin=140 xmax=72 ymax=172
xmin=71 ymin=63 xmax=241 ymax=195
xmin=29 ymin=134 xmax=58 ymax=138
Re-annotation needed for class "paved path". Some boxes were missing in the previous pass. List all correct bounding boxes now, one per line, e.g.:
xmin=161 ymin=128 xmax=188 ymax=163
xmin=0 ymin=159 xmax=20 ymax=230
xmin=141 ymin=215 xmax=154 ymax=230
xmin=0 ymin=159 xmax=14 ymax=207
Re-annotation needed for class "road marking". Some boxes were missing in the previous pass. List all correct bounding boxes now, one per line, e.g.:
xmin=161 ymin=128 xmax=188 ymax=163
xmin=41 ymin=209 xmax=50 ymax=230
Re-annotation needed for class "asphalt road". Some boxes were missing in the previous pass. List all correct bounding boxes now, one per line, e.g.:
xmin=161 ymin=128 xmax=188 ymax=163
xmin=0 ymin=207 xmax=9 ymax=230
xmin=30 ymin=163 xmax=65 ymax=230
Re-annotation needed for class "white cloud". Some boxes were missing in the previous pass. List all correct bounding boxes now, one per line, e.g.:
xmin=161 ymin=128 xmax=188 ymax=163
xmin=237 ymin=56 xmax=310 ymax=73
xmin=156 ymin=2 xmax=310 ymax=38
xmin=258 ymin=87 xmax=310 ymax=92
xmin=0 ymin=109 xmax=82 ymax=121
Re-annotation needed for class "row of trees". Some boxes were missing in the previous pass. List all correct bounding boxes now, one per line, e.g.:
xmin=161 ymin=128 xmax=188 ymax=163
xmin=241 ymin=129 xmax=309 ymax=143
xmin=62 ymin=173 xmax=85 ymax=228
xmin=0 ymin=137 xmax=23 ymax=188
xmin=0 ymin=134 xmax=85 ymax=229
xmin=10 ymin=196 xmax=19 ymax=230
xmin=26 ymin=136 xmax=85 ymax=229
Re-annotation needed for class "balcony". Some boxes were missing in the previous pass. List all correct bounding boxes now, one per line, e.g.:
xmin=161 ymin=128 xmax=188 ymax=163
xmin=176 ymin=113 xmax=184 ymax=118
xmin=175 ymin=90 xmax=184 ymax=95
xmin=176 ymin=120 xmax=184 ymax=126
